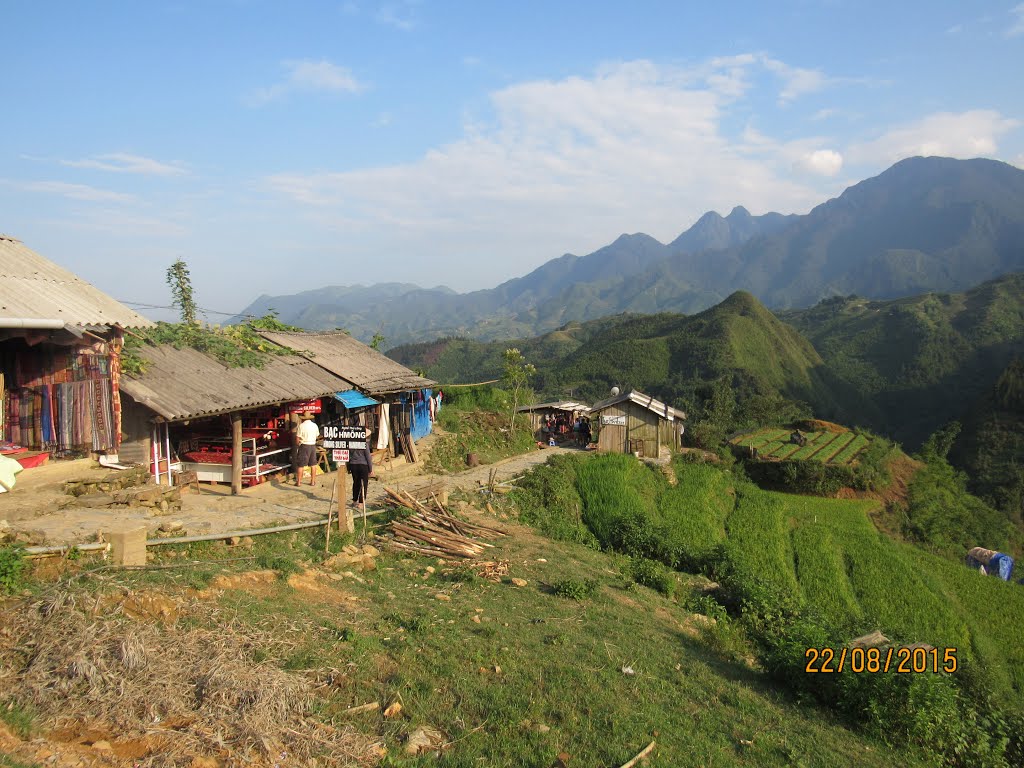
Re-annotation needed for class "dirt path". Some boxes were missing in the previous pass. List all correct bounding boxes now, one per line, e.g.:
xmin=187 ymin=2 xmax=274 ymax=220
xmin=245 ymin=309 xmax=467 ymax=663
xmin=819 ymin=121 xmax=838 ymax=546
xmin=1 ymin=443 xmax=578 ymax=546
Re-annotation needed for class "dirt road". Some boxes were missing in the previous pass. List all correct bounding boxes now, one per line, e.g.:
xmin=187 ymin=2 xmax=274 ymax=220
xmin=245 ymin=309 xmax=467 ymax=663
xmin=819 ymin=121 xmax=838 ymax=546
xmin=1 ymin=444 xmax=577 ymax=546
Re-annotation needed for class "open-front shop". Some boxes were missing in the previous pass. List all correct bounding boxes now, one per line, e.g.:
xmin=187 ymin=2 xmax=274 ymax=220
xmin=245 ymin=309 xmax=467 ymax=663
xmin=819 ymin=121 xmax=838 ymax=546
xmin=0 ymin=233 xmax=154 ymax=477
xmin=119 ymin=345 xmax=351 ymax=491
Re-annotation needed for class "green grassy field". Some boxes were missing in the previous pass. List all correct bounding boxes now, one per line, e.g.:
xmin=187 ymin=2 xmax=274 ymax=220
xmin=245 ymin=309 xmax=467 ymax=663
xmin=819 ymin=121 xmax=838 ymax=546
xmin=516 ymin=453 xmax=1024 ymax=765
xmin=731 ymin=427 xmax=871 ymax=466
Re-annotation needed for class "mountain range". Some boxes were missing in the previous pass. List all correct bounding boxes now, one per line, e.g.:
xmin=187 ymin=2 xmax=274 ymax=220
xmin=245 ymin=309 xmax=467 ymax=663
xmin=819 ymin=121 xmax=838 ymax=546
xmin=235 ymin=156 xmax=1024 ymax=346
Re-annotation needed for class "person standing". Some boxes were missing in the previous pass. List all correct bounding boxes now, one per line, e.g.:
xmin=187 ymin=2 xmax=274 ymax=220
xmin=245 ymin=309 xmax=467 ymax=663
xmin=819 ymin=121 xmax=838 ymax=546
xmin=347 ymin=440 xmax=374 ymax=508
xmin=294 ymin=412 xmax=320 ymax=486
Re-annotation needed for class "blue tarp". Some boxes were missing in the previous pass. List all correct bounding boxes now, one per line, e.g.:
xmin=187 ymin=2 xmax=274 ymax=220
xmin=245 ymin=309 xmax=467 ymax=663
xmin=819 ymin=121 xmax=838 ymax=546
xmin=990 ymin=553 xmax=1015 ymax=581
xmin=404 ymin=389 xmax=434 ymax=442
xmin=334 ymin=390 xmax=380 ymax=409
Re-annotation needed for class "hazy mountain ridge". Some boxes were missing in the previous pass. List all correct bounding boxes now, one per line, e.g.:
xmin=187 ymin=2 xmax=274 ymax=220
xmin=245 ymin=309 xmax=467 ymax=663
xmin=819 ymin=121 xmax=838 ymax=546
xmin=235 ymin=157 xmax=1024 ymax=345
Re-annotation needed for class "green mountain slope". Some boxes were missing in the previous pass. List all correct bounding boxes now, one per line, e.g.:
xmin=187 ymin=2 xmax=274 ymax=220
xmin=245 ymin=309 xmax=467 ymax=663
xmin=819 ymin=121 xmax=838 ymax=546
xmin=780 ymin=272 xmax=1024 ymax=448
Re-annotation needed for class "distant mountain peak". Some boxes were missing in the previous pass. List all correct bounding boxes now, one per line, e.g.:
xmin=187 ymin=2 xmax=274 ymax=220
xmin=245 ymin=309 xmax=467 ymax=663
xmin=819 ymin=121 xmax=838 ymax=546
xmin=727 ymin=205 xmax=751 ymax=219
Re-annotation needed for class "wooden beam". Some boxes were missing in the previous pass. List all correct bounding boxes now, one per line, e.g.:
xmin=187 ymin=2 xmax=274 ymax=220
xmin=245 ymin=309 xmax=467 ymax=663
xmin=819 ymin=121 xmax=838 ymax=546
xmin=338 ymin=461 xmax=354 ymax=534
xmin=231 ymin=412 xmax=242 ymax=495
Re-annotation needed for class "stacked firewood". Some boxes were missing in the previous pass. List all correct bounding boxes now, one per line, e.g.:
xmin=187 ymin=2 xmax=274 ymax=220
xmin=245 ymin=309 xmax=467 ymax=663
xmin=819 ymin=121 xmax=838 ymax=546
xmin=383 ymin=487 xmax=506 ymax=559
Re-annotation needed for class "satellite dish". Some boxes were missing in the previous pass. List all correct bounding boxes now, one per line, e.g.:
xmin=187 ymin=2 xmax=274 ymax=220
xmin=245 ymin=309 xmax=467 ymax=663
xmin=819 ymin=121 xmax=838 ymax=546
xmin=610 ymin=386 xmax=620 ymax=397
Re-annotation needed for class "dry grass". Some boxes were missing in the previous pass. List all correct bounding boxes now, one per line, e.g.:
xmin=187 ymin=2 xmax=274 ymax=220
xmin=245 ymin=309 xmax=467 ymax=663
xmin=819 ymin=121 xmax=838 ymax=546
xmin=0 ymin=590 xmax=380 ymax=766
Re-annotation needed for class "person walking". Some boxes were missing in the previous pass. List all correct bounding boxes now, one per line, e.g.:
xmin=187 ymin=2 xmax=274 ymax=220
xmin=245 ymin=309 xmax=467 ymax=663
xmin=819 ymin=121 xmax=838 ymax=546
xmin=294 ymin=412 xmax=320 ymax=486
xmin=347 ymin=441 xmax=374 ymax=508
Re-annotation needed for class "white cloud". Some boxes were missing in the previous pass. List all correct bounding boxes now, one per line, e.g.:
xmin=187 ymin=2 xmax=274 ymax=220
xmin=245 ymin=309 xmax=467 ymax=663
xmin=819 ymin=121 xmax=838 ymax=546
xmin=250 ymin=59 xmax=365 ymax=104
xmin=1008 ymin=3 xmax=1024 ymax=36
xmin=60 ymin=152 xmax=187 ymax=176
xmin=762 ymin=58 xmax=827 ymax=104
xmin=794 ymin=149 xmax=844 ymax=177
xmin=847 ymin=110 xmax=1021 ymax=166
xmin=375 ymin=2 xmax=417 ymax=30
xmin=264 ymin=59 xmax=841 ymax=288
xmin=18 ymin=180 xmax=135 ymax=202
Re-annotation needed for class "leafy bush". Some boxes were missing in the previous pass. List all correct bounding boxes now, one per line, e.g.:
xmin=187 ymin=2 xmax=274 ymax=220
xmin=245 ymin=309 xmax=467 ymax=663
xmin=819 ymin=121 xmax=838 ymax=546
xmin=0 ymin=546 xmax=27 ymax=595
xmin=625 ymin=557 xmax=675 ymax=596
xmin=552 ymin=578 xmax=599 ymax=601
xmin=511 ymin=455 xmax=596 ymax=546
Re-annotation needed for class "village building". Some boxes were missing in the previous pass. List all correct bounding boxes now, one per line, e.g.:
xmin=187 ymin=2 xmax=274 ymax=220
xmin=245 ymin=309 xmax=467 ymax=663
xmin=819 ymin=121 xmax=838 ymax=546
xmin=516 ymin=400 xmax=591 ymax=443
xmin=0 ymin=235 xmax=153 ymax=468
xmin=589 ymin=389 xmax=686 ymax=458
xmin=118 ymin=345 xmax=353 ymax=491
xmin=253 ymin=330 xmax=437 ymax=462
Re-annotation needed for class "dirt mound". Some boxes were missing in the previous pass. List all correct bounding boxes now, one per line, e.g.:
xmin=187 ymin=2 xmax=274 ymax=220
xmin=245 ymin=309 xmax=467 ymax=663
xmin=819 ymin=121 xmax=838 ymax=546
xmin=0 ymin=591 xmax=378 ymax=766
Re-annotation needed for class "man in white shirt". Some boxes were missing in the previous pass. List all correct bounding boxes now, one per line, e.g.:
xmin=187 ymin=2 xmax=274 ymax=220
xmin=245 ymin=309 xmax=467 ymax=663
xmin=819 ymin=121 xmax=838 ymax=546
xmin=295 ymin=413 xmax=320 ymax=486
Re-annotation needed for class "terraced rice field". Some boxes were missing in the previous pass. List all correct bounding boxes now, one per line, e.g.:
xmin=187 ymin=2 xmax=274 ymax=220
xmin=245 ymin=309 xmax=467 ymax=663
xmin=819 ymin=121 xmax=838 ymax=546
xmin=730 ymin=426 xmax=870 ymax=466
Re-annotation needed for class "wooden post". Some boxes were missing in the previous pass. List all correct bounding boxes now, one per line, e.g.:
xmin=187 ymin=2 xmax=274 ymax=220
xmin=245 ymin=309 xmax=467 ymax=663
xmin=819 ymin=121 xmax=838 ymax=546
xmin=337 ymin=461 xmax=354 ymax=534
xmin=231 ymin=412 xmax=242 ymax=495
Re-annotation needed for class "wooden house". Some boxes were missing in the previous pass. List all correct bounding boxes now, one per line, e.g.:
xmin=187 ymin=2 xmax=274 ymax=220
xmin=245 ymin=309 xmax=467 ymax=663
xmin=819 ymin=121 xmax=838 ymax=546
xmin=0 ymin=234 xmax=153 ymax=461
xmin=589 ymin=389 xmax=685 ymax=458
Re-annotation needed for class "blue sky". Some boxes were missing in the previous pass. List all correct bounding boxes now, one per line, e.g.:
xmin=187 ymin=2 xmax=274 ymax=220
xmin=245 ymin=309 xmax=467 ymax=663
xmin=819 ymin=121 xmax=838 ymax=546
xmin=2 ymin=1 xmax=1022 ymax=322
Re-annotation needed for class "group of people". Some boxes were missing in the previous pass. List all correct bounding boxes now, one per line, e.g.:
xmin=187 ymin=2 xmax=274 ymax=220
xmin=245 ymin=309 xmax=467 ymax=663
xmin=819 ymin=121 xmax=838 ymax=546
xmin=540 ymin=412 xmax=592 ymax=447
xmin=291 ymin=412 xmax=374 ymax=509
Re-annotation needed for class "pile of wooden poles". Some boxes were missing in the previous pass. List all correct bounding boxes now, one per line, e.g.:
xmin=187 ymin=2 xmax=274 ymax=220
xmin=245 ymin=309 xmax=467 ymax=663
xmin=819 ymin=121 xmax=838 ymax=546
xmin=383 ymin=487 xmax=507 ymax=559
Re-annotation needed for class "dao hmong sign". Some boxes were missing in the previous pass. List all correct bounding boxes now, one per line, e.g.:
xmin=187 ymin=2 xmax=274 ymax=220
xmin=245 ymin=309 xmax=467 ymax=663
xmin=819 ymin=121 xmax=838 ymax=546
xmin=322 ymin=425 xmax=367 ymax=451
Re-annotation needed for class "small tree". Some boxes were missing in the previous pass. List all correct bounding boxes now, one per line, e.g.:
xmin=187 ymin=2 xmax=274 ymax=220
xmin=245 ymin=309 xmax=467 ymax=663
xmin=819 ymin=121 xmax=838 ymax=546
xmin=370 ymin=332 xmax=386 ymax=351
xmin=166 ymin=259 xmax=197 ymax=327
xmin=502 ymin=348 xmax=536 ymax=433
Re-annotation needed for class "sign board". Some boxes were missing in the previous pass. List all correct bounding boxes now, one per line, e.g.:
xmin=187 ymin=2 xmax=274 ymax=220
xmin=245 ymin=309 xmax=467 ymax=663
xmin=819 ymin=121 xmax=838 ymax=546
xmin=332 ymin=449 xmax=350 ymax=463
xmin=601 ymin=415 xmax=626 ymax=426
xmin=288 ymin=399 xmax=322 ymax=414
xmin=322 ymin=425 xmax=367 ymax=451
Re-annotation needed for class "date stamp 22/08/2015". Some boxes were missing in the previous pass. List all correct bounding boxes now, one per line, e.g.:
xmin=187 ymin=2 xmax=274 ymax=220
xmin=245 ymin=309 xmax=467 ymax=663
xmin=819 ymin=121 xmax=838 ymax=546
xmin=804 ymin=646 xmax=958 ymax=674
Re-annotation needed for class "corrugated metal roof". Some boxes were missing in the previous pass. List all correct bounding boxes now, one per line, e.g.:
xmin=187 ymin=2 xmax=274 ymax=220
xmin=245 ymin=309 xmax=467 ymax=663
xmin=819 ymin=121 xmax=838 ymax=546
xmin=0 ymin=234 xmax=154 ymax=329
xmin=120 ymin=345 xmax=353 ymax=422
xmin=516 ymin=400 xmax=591 ymax=413
xmin=590 ymin=389 xmax=686 ymax=421
xmin=256 ymin=330 xmax=436 ymax=394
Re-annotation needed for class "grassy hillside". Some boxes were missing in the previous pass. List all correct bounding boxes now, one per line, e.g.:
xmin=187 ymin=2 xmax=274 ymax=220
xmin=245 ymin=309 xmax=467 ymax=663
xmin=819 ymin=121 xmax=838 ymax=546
xmin=514 ymin=454 xmax=1024 ymax=766
xmin=0 ymin=505 xmax=934 ymax=767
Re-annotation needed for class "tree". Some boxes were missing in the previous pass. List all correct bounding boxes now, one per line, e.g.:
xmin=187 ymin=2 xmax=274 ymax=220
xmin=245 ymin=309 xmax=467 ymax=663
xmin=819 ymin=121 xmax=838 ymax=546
xmin=165 ymin=259 xmax=197 ymax=327
xmin=502 ymin=348 xmax=536 ymax=433
xmin=370 ymin=333 xmax=386 ymax=351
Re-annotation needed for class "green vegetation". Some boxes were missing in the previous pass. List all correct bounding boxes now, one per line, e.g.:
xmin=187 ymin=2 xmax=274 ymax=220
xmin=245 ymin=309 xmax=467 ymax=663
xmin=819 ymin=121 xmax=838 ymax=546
xmin=0 ymin=546 xmax=27 ymax=595
xmin=121 ymin=313 xmax=304 ymax=376
xmin=513 ymin=453 xmax=1024 ymax=766
xmin=425 ymin=385 xmax=537 ymax=473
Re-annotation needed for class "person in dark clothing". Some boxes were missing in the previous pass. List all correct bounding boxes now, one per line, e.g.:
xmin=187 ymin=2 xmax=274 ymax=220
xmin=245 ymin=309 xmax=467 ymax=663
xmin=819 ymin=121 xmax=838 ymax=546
xmin=347 ymin=444 xmax=374 ymax=507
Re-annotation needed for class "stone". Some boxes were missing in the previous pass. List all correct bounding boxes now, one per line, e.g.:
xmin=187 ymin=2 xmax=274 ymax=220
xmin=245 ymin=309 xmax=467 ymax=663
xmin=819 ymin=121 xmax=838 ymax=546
xmin=435 ymin=593 xmax=451 ymax=601
xmin=362 ymin=544 xmax=380 ymax=557
xmin=384 ymin=702 xmax=403 ymax=718
xmin=77 ymin=493 xmax=115 ymax=508
xmin=159 ymin=520 xmax=184 ymax=533
xmin=471 ymin=615 xmax=481 ymax=624
xmin=510 ymin=578 xmax=528 ymax=587
xmin=361 ymin=554 xmax=377 ymax=572
xmin=324 ymin=553 xmax=363 ymax=570
xmin=109 ymin=526 xmax=147 ymax=567
xmin=405 ymin=726 xmax=444 ymax=756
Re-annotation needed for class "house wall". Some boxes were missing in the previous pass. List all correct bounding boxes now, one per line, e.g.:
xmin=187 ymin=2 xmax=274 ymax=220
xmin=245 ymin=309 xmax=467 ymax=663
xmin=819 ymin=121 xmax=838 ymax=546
xmin=118 ymin=394 xmax=152 ymax=465
xmin=625 ymin=402 xmax=659 ymax=458
xmin=595 ymin=403 xmax=628 ymax=453
xmin=595 ymin=401 xmax=682 ymax=457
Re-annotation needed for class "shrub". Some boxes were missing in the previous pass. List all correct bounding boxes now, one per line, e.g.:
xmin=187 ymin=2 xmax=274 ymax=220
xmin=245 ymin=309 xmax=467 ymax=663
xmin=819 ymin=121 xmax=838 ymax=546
xmin=0 ymin=546 xmax=28 ymax=595
xmin=552 ymin=578 xmax=599 ymax=601
xmin=625 ymin=557 xmax=675 ymax=596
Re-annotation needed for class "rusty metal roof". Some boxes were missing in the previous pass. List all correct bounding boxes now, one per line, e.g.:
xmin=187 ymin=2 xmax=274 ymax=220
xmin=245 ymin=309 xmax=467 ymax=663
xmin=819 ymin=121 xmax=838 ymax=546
xmin=120 ymin=345 xmax=353 ymax=422
xmin=590 ymin=389 xmax=686 ymax=421
xmin=0 ymin=234 xmax=154 ymax=329
xmin=256 ymin=330 xmax=435 ymax=394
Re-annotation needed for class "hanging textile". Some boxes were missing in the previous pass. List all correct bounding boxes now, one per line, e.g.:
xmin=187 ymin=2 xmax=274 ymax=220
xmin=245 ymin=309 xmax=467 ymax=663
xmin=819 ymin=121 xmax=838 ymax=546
xmin=376 ymin=403 xmax=391 ymax=450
